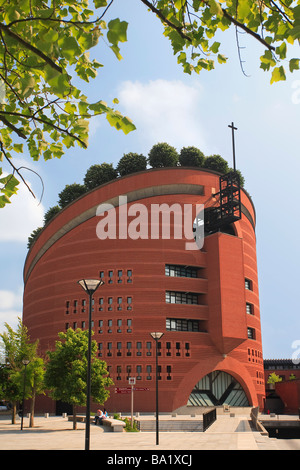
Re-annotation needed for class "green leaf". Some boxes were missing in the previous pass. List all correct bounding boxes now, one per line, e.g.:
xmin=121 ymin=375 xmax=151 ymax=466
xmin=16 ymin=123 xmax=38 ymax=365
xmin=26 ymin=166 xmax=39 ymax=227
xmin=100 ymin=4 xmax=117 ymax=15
xmin=174 ymin=0 xmax=186 ymax=9
xmin=289 ymin=58 xmax=300 ymax=72
xmin=238 ymin=0 xmax=251 ymax=19
xmin=107 ymin=19 xmax=128 ymax=46
xmin=275 ymin=42 xmax=287 ymax=60
xmin=58 ymin=36 xmax=81 ymax=62
xmin=207 ymin=0 xmax=223 ymax=16
xmin=270 ymin=66 xmax=286 ymax=84
xmin=211 ymin=41 xmax=221 ymax=53
xmin=217 ymin=53 xmax=227 ymax=64
xmin=93 ymin=0 xmax=107 ymax=7
xmin=289 ymin=25 xmax=300 ymax=39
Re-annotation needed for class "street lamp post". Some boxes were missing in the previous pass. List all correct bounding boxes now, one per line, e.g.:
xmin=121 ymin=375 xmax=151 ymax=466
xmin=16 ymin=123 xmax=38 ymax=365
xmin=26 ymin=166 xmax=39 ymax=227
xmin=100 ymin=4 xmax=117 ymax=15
xmin=21 ymin=359 xmax=30 ymax=431
xmin=78 ymin=279 xmax=104 ymax=451
xmin=150 ymin=332 xmax=164 ymax=445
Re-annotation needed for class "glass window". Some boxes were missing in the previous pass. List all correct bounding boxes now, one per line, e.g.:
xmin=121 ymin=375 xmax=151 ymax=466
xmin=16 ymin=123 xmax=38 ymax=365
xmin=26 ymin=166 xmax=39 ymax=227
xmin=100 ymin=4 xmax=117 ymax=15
xmin=165 ymin=264 xmax=198 ymax=278
xmin=247 ymin=327 xmax=255 ymax=339
xmin=166 ymin=318 xmax=206 ymax=332
xmin=165 ymin=291 xmax=199 ymax=304
xmin=246 ymin=303 xmax=254 ymax=315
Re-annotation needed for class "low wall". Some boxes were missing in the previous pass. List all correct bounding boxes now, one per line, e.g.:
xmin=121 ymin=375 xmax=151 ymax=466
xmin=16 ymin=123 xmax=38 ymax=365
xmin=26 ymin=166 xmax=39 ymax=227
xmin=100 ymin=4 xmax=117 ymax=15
xmin=250 ymin=407 xmax=269 ymax=436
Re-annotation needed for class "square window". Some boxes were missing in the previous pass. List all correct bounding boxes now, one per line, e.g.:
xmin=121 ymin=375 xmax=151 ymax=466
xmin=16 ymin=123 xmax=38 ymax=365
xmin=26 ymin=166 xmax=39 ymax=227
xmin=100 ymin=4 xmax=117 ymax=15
xmin=247 ymin=327 xmax=255 ymax=339
xmin=246 ymin=303 xmax=254 ymax=315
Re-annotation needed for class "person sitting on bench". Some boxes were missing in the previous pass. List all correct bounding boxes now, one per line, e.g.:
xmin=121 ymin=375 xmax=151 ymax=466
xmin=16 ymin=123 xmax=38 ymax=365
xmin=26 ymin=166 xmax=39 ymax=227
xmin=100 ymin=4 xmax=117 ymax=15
xmin=94 ymin=409 xmax=103 ymax=425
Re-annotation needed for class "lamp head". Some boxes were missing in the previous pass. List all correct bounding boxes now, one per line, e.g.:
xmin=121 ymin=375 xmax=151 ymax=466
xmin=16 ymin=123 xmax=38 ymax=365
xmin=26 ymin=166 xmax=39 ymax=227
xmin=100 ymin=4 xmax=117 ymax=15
xmin=150 ymin=332 xmax=164 ymax=340
xmin=78 ymin=279 xmax=104 ymax=296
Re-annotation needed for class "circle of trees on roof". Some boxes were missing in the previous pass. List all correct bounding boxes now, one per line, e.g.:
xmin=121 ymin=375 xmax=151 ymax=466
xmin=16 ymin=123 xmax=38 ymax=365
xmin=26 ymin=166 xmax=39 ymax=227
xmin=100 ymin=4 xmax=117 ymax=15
xmin=27 ymin=143 xmax=245 ymax=249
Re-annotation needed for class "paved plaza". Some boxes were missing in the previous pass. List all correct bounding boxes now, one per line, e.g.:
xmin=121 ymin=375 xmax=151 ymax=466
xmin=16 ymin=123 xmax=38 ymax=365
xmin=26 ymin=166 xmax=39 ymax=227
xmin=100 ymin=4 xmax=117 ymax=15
xmin=0 ymin=414 xmax=299 ymax=452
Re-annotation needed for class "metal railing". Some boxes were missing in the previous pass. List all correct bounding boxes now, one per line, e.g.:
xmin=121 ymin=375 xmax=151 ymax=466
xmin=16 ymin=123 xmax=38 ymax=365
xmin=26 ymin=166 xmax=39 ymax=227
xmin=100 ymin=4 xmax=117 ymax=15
xmin=203 ymin=408 xmax=217 ymax=431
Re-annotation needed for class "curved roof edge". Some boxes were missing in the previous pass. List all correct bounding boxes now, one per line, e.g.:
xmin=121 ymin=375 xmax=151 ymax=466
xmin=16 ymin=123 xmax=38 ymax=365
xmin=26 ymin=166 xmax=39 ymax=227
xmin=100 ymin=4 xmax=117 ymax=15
xmin=24 ymin=167 xmax=255 ymax=282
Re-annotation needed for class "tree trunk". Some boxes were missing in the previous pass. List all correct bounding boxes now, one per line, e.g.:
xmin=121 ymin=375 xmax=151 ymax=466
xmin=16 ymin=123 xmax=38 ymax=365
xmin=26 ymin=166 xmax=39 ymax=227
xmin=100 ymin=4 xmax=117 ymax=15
xmin=11 ymin=402 xmax=17 ymax=424
xmin=29 ymin=392 xmax=35 ymax=427
xmin=73 ymin=405 xmax=77 ymax=430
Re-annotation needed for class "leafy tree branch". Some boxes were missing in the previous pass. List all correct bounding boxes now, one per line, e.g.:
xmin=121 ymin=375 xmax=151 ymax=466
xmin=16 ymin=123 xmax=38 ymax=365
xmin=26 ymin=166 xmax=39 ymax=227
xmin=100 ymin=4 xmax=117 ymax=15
xmin=0 ymin=0 xmax=299 ymax=208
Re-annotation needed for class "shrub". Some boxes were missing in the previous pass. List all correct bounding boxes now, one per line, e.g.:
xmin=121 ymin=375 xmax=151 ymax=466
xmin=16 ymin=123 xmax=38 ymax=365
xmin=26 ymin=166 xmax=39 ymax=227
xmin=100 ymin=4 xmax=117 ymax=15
xmin=84 ymin=163 xmax=118 ymax=190
xmin=58 ymin=183 xmax=87 ymax=208
xmin=44 ymin=205 xmax=61 ymax=225
xmin=117 ymin=153 xmax=147 ymax=177
xmin=148 ymin=142 xmax=179 ymax=168
xmin=203 ymin=155 xmax=229 ymax=173
xmin=179 ymin=146 xmax=205 ymax=167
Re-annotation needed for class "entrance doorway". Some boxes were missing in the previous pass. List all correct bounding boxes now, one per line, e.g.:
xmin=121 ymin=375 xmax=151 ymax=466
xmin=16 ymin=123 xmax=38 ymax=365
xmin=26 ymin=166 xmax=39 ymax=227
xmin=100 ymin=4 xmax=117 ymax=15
xmin=188 ymin=371 xmax=249 ymax=406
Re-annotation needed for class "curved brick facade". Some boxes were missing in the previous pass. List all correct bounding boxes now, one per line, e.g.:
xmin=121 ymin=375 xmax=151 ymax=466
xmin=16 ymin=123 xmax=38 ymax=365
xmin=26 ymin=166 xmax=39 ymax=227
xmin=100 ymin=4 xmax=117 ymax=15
xmin=23 ymin=168 xmax=265 ymax=413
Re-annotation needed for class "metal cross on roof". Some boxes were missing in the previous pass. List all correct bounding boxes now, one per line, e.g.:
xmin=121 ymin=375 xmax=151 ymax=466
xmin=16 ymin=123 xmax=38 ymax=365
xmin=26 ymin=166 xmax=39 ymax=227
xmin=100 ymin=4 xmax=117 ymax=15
xmin=228 ymin=122 xmax=237 ymax=172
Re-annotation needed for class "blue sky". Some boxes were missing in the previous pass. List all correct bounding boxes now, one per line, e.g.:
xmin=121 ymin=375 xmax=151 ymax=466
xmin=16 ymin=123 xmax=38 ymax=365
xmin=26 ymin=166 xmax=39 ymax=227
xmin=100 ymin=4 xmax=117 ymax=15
xmin=0 ymin=1 xmax=299 ymax=360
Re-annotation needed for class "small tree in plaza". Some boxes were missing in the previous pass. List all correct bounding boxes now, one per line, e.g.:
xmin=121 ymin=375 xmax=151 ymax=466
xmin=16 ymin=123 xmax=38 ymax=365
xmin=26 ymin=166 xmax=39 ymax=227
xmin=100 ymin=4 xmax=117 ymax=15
xmin=0 ymin=318 xmax=43 ymax=425
xmin=44 ymin=328 xmax=113 ymax=430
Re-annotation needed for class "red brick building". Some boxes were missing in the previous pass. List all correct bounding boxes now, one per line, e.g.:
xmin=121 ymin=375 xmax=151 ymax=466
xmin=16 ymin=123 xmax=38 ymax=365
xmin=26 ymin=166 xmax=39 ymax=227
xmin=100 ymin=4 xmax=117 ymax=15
xmin=23 ymin=167 xmax=265 ymax=413
xmin=264 ymin=359 xmax=300 ymax=414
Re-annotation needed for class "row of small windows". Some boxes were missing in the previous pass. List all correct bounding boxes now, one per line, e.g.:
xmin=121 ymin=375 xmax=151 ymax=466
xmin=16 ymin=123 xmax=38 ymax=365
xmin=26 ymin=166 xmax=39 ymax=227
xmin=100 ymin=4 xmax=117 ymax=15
xmin=65 ymin=318 xmax=132 ymax=333
xmin=66 ymin=319 xmax=255 ymax=340
xmin=100 ymin=269 xmax=133 ymax=284
xmin=265 ymin=364 xmax=300 ymax=371
xmin=248 ymin=348 xmax=263 ymax=364
xmin=66 ymin=297 xmax=133 ymax=314
xmin=97 ymin=341 xmax=191 ymax=358
xmin=256 ymin=370 xmax=264 ymax=385
xmin=165 ymin=266 xmax=253 ymax=293
xmin=109 ymin=365 xmax=173 ymax=381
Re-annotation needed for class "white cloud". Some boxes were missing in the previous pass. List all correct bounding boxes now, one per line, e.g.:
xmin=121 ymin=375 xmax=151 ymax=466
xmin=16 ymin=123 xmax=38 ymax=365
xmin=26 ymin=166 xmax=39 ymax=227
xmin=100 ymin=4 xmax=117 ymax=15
xmin=0 ymin=163 xmax=44 ymax=243
xmin=0 ymin=288 xmax=23 ymax=335
xmin=118 ymin=79 xmax=207 ymax=151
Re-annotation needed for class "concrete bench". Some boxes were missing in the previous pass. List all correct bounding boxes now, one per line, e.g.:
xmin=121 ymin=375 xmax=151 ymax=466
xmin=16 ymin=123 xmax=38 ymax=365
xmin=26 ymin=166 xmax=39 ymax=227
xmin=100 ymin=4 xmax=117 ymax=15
xmin=68 ymin=415 xmax=125 ymax=432
xmin=101 ymin=418 xmax=126 ymax=432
